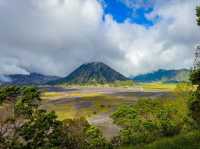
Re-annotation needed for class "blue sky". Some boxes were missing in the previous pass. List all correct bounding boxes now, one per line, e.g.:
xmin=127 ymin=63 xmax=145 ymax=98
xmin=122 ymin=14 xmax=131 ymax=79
xmin=100 ymin=0 xmax=159 ymax=27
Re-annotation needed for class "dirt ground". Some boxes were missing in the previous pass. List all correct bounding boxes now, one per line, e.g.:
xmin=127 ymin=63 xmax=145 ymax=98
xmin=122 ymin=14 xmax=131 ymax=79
xmin=40 ymin=86 xmax=173 ymax=139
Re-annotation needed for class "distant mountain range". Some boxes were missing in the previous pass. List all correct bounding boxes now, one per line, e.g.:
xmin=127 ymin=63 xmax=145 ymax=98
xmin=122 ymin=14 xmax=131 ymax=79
xmin=0 ymin=62 xmax=191 ymax=85
xmin=49 ymin=62 xmax=129 ymax=84
xmin=132 ymin=69 xmax=190 ymax=83
xmin=0 ymin=73 xmax=60 ymax=85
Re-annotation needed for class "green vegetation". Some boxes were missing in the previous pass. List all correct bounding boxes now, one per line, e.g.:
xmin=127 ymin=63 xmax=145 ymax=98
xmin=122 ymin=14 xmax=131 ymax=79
xmin=133 ymin=69 xmax=190 ymax=83
xmin=112 ymin=10 xmax=200 ymax=148
xmin=1 ymin=83 xmax=190 ymax=149
xmin=139 ymin=82 xmax=177 ymax=91
xmin=144 ymin=131 xmax=200 ymax=149
xmin=109 ymin=82 xmax=195 ymax=148
xmin=0 ymin=83 xmax=198 ymax=149
xmin=0 ymin=86 xmax=21 ymax=104
xmin=120 ymin=131 xmax=200 ymax=149
xmin=50 ymin=62 xmax=129 ymax=85
xmin=0 ymin=3 xmax=199 ymax=149
xmin=63 ymin=80 xmax=135 ymax=88
xmin=0 ymin=8 xmax=199 ymax=147
xmin=197 ymin=6 xmax=200 ymax=26
xmin=0 ymin=86 xmax=111 ymax=149
xmin=110 ymin=86 xmax=193 ymax=147
xmin=110 ymin=81 xmax=135 ymax=87
xmin=42 ymin=94 xmax=129 ymax=120
xmin=189 ymin=71 xmax=200 ymax=127
xmin=186 ymin=6 xmax=200 ymax=128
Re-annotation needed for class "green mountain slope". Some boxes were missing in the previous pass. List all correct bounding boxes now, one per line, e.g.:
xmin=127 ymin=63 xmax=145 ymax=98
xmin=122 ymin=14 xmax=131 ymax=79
xmin=132 ymin=69 xmax=190 ymax=83
xmin=50 ymin=62 xmax=129 ymax=84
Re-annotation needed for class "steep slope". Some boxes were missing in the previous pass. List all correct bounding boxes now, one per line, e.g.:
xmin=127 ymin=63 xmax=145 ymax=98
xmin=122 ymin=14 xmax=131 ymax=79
xmin=2 ymin=73 xmax=60 ymax=85
xmin=132 ymin=69 xmax=190 ymax=83
xmin=50 ymin=62 xmax=129 ymax=84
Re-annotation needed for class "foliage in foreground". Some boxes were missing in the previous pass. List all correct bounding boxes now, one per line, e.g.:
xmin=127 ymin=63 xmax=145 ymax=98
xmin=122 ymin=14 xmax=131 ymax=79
xmin=145 ymin=131 xmax=200 ymax=149
xmin=0 ymin=86 xmax=111 ymax=149
xmin=197 ymin=6 xmax=200 ymax=26
xmin=120 ymin=131 xmax=200 ymax=149
xmin=111 ymin=83 xmax=194 ymax=147
xmin=189 ymin=6 xmax=200 ymax=126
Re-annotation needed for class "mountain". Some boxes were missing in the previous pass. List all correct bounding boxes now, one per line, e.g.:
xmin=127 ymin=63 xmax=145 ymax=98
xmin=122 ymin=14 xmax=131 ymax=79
xmin=132 ymin=69 xmax=190 ymax=83
xmin=1 ymin=73 xmax=60 ymax=85
xmin=50 ymin=62 xmax=129 ymax=84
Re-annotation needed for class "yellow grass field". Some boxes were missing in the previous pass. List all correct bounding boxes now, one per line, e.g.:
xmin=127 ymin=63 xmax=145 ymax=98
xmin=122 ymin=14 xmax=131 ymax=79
xmin=139 ymin=82 xmax=177 ymax=91
xmin=40 ymin=83 xmax=178 ymax=120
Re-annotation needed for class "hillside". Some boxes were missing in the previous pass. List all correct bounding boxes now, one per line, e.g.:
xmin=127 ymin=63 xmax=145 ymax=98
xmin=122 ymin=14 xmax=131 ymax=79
xmin=132 ymin=69 xmax=190 ymax=83
xmin=1 ymin=73 xmax=60 ymax=85
xmin=50 ymin=62 xmax=129 ymax=84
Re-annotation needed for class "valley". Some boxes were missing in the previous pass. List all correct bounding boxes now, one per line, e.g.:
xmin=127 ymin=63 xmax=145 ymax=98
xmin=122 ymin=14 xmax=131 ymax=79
xmin=0 ymin=61 xmax=191 ymax=148
xmin=40 ymin=85 xmax=173 ymax=139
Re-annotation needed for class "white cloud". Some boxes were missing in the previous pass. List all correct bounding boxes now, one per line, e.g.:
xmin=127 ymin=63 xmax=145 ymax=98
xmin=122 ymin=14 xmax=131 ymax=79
xmin=103 ymin=0 xmax=200 ymax=75
xmin=0 ymin=0 xmax=199 ymax=77
xmin=118 ymin=0 xmax=156 ymax=9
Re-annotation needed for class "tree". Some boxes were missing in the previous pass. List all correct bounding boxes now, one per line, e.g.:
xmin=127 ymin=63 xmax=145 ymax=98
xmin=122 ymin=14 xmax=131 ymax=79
xmin=15 ymin=86 xmax=41 ymax=118
xmin=197 ymin=6 xmax=200 ymax=26
xmin=0 ymin=86 xmax=111 ymax=149
xmin=18 ymin=110 xmax=66 ymax=149
xmin=188 ymin=6 xmax=200 ymax=127
xmin=0 ymin=86 xmax=20 ymax=104
xmin=85 ymin=126 xmax=110 ymax=149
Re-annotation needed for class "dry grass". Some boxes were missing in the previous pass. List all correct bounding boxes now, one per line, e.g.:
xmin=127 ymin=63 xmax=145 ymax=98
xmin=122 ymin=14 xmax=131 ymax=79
xmin=41 ymin=92 xmax=102 ymax=100
xmin=139 ymin=82 xmax=177 ymax=91
xmin=41 ymin=94 xmax=130 ymax=120
xmin=0 ymin=102 xmax=14 ymax=121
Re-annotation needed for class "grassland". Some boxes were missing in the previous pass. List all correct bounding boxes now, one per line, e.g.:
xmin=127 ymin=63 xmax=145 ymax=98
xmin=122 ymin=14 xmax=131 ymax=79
xmin=41 ymin=94 xmax=131 ymax=120
xmin=61 ymin=82 xmax=178 ymax=91
xmin=139 ymin=82 xmax=178 ymax=91
xmin=120 ymin=131 xmax=200 ymax=149
xmin=40 ymin=83 xmax=178 ymax=121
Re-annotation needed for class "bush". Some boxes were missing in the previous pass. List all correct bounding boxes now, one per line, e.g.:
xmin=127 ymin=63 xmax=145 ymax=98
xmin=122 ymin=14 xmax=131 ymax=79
xmin=85 ymin=126 xmax=111 ymax=149
xmin=111 ymin=97 xmax=188 ymax=146
xmin=111 ymin=105 xmax=137 ymax=127
xmin=0 ymin=86 xmax=21 ymax=104
xmin=188 ymin=87 xmax=200 ymax=127
xmin=145 ymin=131 xmax=200 ymax=149
xmin=0 ymin=86 xmax=111 ymax=149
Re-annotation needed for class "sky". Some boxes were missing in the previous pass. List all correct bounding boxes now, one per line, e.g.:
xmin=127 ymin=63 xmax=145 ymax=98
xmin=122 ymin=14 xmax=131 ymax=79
xmin=0 ymin=0 xmax=199 ymax=78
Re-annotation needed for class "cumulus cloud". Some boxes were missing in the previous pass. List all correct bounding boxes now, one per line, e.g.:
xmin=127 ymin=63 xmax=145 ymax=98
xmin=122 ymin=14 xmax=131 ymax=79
xmin=0 ymin=0 xmax=199 ymax=77
xmin=104 ymin=0 xmax=200 ymax=75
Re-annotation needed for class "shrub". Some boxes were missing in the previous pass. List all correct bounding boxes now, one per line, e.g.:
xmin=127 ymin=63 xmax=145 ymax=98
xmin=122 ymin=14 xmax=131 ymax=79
xmin=111 ymin=97 xmax=188 ymax=146
xmin=145 ymin=131 xmax=200 ymax=149
xmin=0 ymin=86 xmax=111 ymax=149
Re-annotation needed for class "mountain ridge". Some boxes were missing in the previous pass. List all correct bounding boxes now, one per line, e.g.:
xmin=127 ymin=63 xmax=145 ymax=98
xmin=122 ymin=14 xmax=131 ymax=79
xmin=0 ymin=73 xmax=60 ymax=85
xmin=132 ymin=69 xmax=190 ymax=83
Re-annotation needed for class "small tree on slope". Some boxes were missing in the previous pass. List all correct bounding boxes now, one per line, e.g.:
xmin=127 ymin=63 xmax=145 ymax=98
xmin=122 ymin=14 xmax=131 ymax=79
xmin=189 ymin=6 xmax=200 ymax=126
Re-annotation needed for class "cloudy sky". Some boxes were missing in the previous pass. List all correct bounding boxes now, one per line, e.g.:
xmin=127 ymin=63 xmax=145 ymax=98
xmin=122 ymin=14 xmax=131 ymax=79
xmin=0 ymin=0 xmax=199 ymax=77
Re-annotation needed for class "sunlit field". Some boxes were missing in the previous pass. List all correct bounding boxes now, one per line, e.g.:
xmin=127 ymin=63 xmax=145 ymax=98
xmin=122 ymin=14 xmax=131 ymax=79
xmin=40 ymin=83 xmax=179 ymax=120
xmin=41 ymin=93 xmax=135 ymax=120
xmin=139 ymin=82 xmax=177 ymax=91
xmin=39 ymin=83 xmax=180 ymax=140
